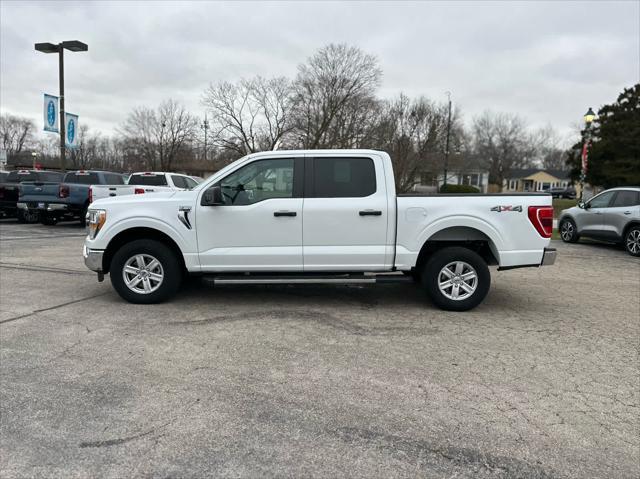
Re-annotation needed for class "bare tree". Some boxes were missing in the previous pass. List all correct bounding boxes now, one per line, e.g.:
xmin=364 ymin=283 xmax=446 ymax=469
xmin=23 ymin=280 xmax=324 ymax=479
xmin=290 ymin=43 xmax=382 ymax=149
xmin=69 ymin=124 xmax=101 ymax=169
xmin=471 ymin=111 xmax=536 ymax=190
xmin=0 ymin=114 xmax=36 ymax=157
xmin=369 ymin=94 xmax=455 ymax=193
xmin=119 ymin=99 xmax=198 ymax=171
xmin=533 ymin=125 xmax=568 ymax=170
xmin=203 ymin=76 xmax=293 ymax=156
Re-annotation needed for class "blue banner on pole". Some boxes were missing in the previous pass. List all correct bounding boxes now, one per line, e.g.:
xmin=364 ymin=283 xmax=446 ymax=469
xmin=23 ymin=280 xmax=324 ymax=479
xmin=65 ymin=113 xmax=79 ymax=149
xmin=43 ymin=94 xmax=59 ymax=132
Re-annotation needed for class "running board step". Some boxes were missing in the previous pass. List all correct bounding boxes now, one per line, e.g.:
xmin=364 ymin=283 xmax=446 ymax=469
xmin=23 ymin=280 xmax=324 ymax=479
xmin=202 ymin=273 xmax=414 ymax=285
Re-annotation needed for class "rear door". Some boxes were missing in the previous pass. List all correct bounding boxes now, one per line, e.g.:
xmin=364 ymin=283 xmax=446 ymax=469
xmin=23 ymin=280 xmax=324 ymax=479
xmin=302 ymin=155 xmax=389 ymax=271
xmin=604 ymin=190 xmax=640 ymax=239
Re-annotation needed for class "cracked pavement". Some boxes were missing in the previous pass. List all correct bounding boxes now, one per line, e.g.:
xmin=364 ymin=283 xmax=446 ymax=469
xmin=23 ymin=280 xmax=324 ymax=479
xmin=1 ymin=220 xmax=639 ymax=478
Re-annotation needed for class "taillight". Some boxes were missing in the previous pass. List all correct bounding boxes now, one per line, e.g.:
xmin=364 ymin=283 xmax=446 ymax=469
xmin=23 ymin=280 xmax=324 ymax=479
xmin=528 ymin=206 xmax=553 ymax=238
xmin=88 ymin=186 xmax=93 ymax=204
xmin=134 ymin=188 xmax=145 ymax=194
xmin=59 ymin=184 xmax=69 ymax=198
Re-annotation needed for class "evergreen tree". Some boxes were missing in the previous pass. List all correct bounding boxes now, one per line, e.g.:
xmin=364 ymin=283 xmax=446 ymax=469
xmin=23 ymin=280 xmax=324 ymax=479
xmin=566 ymin=84 xmax=640 ymax=188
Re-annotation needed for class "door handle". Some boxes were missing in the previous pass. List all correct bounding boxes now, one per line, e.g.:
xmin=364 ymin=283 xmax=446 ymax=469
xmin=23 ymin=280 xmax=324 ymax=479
xmin=274 ymin=211 xmax=297 ymax=217
xmin=624 ymin=211 xmax=631 ymax=215
xmin=359 ymin=210 xmax=382 ymax=216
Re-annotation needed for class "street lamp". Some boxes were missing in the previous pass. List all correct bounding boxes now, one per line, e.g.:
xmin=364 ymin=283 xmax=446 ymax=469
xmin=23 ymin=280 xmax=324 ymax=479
xmin=35 ymin=40 xmax=88 ymax=172
xmin=579 ymin=107 xmax=596 ymax=202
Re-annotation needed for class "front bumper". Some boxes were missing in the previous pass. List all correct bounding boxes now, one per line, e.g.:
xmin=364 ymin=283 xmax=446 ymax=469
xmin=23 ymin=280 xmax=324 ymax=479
xmin=541 ymin=247 xmax=557 ymax=266
xmin=83 ymin=244 xmax=104 ymax=273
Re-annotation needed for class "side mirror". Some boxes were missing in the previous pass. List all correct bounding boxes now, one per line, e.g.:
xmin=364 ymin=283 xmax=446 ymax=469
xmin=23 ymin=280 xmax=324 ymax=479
xmin=201 ymin=185 xmax=224 ymax=206
xmin=578 ymin=201 xmax=587 ymax=209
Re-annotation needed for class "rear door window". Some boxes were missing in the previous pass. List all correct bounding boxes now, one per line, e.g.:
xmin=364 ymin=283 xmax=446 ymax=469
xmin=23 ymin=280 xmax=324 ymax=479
xmin=311 ymin=157 xmax=376 ymax=198
xmin=129 ymin=174 xmax=168 ymax=186
xmin=611 ymin=190 xmax=640 ymax=207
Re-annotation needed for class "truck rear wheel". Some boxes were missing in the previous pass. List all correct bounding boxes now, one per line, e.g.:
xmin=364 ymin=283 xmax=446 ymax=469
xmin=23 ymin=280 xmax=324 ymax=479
xmin=110 ymin=239 xmax=182 ymax=304
xmin=422 ymin=247 xmax=490 ymax=311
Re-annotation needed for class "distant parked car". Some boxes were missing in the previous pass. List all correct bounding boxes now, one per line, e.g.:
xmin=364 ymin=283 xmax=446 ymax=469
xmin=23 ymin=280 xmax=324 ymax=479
xmin=18 ymin=170 xmax=126 ymax=225
xmin=90 ymin=172 xmax=199 ymax=202
xmin=1 ymin=169 xmax=64 ymax=222
xmin=558 ymin=187 xmax=640 ymax=256
xmin=549 ymin=186 xmax=576 ymax=199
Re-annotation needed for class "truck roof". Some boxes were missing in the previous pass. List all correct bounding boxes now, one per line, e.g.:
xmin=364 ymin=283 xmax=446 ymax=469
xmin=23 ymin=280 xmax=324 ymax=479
xmin=244 ymin=149 xmax=386 ymax=159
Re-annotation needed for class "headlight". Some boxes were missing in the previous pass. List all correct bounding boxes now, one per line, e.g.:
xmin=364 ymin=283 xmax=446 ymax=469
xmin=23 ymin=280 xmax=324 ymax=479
xmin=87 ymin=209 xmax=107 ymax=239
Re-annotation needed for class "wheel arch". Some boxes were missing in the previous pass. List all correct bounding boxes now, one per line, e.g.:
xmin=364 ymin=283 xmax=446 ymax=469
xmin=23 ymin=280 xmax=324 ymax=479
xmin=102 ymin=227 xmax=186 ymax=274
xmin=413 ymin=226 xmax=499 ymax=273
xmin=623 ymin=221 xmax=640 ymax=240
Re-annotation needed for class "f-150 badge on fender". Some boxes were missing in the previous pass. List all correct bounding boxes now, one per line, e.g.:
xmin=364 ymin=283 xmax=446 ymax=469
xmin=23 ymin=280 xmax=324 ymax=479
xmin=491 ymin=205 xmax=522 ymax=212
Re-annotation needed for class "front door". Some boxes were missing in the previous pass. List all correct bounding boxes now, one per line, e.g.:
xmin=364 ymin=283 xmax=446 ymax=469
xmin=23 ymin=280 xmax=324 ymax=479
xmin=302 ymin=155 xmax=390 ymax=271
xmin=579 ymin=190 xmax=616 ymax=237
xmin=196 ymin=157 xmax=304 ymax=272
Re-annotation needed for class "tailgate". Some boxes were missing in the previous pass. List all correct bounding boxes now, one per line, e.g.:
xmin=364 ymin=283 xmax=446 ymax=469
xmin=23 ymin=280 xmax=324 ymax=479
xmin=17 ymin=182 xmax=61 ymax=202
xmin=91 ymin=185 xmax=135 ymax=200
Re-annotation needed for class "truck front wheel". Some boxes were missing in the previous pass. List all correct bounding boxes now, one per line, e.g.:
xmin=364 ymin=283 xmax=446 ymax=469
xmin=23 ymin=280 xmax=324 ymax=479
xmin=110 ymin=239 xmax=182 ymax=304
xmin=422 ymin=247 xmax=490 ymax=311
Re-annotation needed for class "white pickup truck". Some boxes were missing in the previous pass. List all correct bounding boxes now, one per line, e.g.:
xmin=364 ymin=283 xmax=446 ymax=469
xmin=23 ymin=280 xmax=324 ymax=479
xmin=90 ymin=172 xmax=199 ymax=202
xmin=83 ymin=150 xmax=556 ymax=311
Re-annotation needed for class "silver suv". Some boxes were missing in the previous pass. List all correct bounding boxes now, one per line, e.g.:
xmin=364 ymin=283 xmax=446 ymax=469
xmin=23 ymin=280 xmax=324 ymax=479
xmin=559 ymin=187 xmax=640 ymax=256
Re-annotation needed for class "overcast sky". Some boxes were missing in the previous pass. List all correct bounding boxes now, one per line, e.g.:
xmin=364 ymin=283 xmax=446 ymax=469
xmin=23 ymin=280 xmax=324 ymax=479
xmin=1 ymin=1 xmax=638 ymax=145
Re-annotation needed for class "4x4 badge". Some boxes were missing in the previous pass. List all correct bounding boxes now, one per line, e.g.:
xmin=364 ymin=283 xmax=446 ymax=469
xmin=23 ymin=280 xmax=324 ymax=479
xmin=491 ymin=205 xmax=522 ymax=212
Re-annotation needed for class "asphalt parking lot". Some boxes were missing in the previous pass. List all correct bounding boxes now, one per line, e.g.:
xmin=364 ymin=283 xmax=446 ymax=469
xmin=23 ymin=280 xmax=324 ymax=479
xmin=1 ymin=219 xmax=638 ymax=479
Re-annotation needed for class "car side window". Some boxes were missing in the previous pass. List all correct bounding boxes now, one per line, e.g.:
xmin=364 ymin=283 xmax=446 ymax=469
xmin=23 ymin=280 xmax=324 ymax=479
xmin=588 ymin=191 xmax=616 ymax=208
xmin=218 ymin=158 xmax=294 ymax=205
xmin=184 ymin=177 xmax=198 ymax=190
xmin=312 ymin=157 xmax=376 ymax=198
xmin=611 ymin=190 xmax=640 ymax=207
xmin=171 ymin=175 xmax=187 ymax=189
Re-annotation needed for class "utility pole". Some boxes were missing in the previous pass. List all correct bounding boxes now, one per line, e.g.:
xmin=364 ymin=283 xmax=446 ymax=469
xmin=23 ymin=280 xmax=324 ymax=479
xmin=35 ymin=40 xmax=88 ymax=172
xmin=201 ymin=114 xmax=210 ymax=161
xmin=443 ymin=91 xmax=452 ymax=189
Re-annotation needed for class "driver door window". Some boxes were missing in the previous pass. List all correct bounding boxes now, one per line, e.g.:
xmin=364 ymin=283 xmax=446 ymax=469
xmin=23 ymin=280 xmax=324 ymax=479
xmin=219 ymin=159 xmax=294 ymax=205
xmin=588 ymin=191 xmax=615 ymax=208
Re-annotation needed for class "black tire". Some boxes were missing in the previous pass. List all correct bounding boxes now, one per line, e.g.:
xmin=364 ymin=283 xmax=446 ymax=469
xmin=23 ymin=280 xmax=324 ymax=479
xmin=17 ymin=209 xmax=39 ymax=224
xmin=624 ymin=225 xmax=640 ymax=257
xmin=79 ymin=205 xmax=88 ymax=225
xmin=422 ymin=247 xmax=491 ymax=311
xmin=40 ymin=212 xmax=58 ymax=226
xmin=110 ymin=239 xmax=182 ymax=304
xmin=559 ymin=217 xmax=579 ymax=243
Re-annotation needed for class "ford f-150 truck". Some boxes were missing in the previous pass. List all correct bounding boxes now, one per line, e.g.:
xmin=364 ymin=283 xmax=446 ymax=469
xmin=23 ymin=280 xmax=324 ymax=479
xmin=0 ymin=169 xmax=64 ymax=222
xmin=19 ymin=170 xmax=126 ymax=224
xmin=89 ymin=172 xmax=199 ymax=202
xmin=83 ymin=150 xmax=556 ymax=311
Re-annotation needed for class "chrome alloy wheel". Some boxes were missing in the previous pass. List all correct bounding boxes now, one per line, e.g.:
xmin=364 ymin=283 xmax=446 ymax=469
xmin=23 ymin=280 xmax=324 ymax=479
xmin=560 ymin=221 xmax=574 ymax=241
xmin=122 ymin=254 xmax=164 ymax=294
xmin=627 ymin=229 xmax=640 ymax=255
xmin=438 ymin=261 xmax=478 ymax=301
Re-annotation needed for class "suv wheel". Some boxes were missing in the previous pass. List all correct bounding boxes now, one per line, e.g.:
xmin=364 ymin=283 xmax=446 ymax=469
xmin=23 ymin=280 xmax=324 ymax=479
xmin=110 ymin=239 xmax=182 ymax=304
xmin=559 ymin=218 xmax=579 ymax=243
xmin=17 ymin=209 xmax=39 ymax=224
xmin=422 ymin=247 xmax=491 ymax=311
xmin=625 ymin=226 xmax=640 ymax=257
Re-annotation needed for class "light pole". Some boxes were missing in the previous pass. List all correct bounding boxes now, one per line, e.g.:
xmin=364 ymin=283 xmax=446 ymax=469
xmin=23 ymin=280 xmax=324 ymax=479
xmin=443 ymin=91 xmax=452 ymax=189
xmin=201 ymin=114 xmax=210 ymax=161
xmin=35 ymin=40 xmax=88 ymax=172
xmin=579 ymin=107 xmax=596 ymax=202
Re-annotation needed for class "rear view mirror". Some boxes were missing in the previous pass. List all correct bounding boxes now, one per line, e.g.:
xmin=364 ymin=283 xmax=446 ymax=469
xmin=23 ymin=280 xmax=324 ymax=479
xmin=201 ymin=185 xmax=224 ymax=206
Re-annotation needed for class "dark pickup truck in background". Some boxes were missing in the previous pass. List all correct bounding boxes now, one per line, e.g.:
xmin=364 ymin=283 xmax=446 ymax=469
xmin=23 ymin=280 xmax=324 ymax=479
xmin=18 ymin=170 xmax=126 ymax=225
xmin=0 ymin=170 xmax=64 ymax=222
